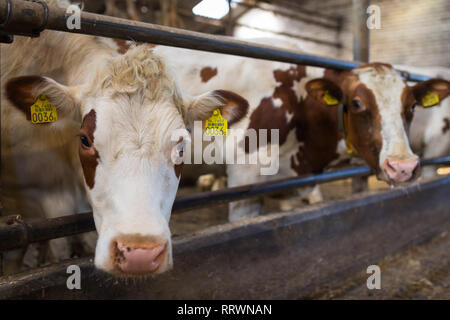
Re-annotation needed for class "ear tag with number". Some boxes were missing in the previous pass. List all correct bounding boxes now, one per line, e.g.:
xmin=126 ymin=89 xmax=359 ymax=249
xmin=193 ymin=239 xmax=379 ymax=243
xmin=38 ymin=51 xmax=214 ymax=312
xmin=30 ymin=95 xmax=58 ymax=124
xmin=422 ymin=92 xmax=439 ymax=108
xmin=205 ymin=109 xmax=228 ymax=136
xmin=343 ymin=112 xmax=357 ymax=156
xmin=323 ymin=91 xmax=339 ymax=106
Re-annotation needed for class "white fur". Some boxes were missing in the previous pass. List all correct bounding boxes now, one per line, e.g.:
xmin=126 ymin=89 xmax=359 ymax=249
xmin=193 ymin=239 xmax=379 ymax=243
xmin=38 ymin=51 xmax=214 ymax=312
xmin=397 ymin=65 xmax=450 ymax=179
xmin=354 ymin=66 xmax=417 ymax=169
xmin=1 ymin=29 xmax=230 ymax=274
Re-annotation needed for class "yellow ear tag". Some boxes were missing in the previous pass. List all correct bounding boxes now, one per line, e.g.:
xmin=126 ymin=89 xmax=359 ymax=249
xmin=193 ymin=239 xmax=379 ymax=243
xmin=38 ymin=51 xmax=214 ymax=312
xmin=323 ymin=91 xmax=339 ymax=106
xmin=30 ymin=95 xmax=58 ymax=124
xmin=422 ymin=92 xmax=439 ymax=108
xmin=205 ymin=109 xmax=228 ymax=136
xmin=343 ymin=112 xmax=357 ymax=156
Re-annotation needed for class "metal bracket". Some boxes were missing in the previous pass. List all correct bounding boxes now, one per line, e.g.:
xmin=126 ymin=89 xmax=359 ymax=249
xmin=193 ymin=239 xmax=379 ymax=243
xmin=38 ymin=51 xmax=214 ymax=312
xmin=0 ymin=0 xmax=50 ymax=42
xmin=0 ymin=0 xmax=13 ymax=42
xmin=30 ymin=0 xmax=49 ymax=37
xmin=398 ymin=70 xmax=412 ymax=82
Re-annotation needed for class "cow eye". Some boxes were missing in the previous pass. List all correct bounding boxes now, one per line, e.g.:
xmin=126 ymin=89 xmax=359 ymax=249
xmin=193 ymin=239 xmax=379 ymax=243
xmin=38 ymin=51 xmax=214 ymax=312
xmin=352 ymin=99 xmax=363 ymax=110
xmin=80 ymin=135 xmax=91 ymax=148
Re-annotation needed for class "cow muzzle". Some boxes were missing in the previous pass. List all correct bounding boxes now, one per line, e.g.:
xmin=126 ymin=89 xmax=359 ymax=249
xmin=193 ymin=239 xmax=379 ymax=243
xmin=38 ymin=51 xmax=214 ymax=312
xmin=111 ymin=236 xmax=169 ymax=275
xmin=382 ymin=157 xmax=420 ymax=184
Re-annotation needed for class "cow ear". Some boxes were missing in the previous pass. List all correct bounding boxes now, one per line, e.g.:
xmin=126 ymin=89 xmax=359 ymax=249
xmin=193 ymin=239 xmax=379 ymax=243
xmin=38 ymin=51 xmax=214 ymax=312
xmin=412 ymin=79 xmax=450 ymax=108
xmin=184 ymin=90 xmax=249 ymax=127
xmin=306 ymin=78 xmax=343 ymax=106
xmin=5 ymin=76 xmax=80 ymax=121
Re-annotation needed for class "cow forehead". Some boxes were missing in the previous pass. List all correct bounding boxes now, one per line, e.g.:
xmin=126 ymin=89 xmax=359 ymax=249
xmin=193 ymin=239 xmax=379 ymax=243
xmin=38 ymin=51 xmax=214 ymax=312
xmin=84 ymin=96 xmax=184 ymax=159
xmin=353 ymin=66 xmax=406 ymax=110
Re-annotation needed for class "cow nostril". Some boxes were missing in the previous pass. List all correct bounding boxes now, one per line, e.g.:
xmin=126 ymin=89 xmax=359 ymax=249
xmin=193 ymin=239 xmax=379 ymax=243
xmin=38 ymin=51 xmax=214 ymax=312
xmin=113 ymin=239 xmax=168 ymax=274
xmin=386 ymin=160 xmax=395 ymax=172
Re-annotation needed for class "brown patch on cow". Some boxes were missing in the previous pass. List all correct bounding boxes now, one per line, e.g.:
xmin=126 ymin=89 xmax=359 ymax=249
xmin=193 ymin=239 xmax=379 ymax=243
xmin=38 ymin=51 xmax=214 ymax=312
xmin=290 ymin=94 xmax=341 ymax=174
xmin=323 ymin=69 xmax=384 ymax=172
xmin=200 ymin=67 xmax=218 ymax=83
xmin=242 ymin=65 xmax=342 ymax=174
xmin=213 ymin=90 xmax=249 ymax=126
xmin=244 ymin=66 xmax=306 ymax=153
xmin=5 ymin=75 xmax=46 ymax=121
xmin=113 ymin=39 xmax=132 ymax=54
xmin=113 ymin=40 xmax=157 ymax=55
xmin=79 ymin=110 xmax=99 ymax=189
xmin=401 ymin=86 xmax=416 ymax=125
xmin=412 ymin=79 xmax=450 ymax=104
xmin=443 ymin=118 xmax=450 ymax=134
xmin=346 ymin=82 xmax=383 ymax=170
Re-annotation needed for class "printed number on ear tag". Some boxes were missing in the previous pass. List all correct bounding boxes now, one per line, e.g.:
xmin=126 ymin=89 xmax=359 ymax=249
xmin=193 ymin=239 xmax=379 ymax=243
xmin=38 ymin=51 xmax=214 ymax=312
xmin=30 ymin=95 xmax=58 ymax=124
xmin=323 ymin=91 xmax=339 ymax=106
xmin=422 ymin=92 xmax=439 ymax=108
xmin=205 ymin=109 xmax=228 ymax=136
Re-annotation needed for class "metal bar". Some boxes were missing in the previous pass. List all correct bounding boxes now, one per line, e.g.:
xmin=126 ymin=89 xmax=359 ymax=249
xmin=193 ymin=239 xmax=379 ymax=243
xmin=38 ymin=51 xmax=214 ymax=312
xmin=0 ymin=156 xmax=449 ymax=252
xmin=0 ymin=213 xmax=94 ymax=252
xmin=0 ymin=0 xmax=429 ymax=81
xmin=352 ymin=0 xmax=370 ymax=62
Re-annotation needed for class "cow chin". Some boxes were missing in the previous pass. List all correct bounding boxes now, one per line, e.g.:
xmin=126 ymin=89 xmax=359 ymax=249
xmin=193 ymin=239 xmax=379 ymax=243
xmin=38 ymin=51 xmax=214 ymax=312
xmin=94 ymin=230 xmax=173 ymax=278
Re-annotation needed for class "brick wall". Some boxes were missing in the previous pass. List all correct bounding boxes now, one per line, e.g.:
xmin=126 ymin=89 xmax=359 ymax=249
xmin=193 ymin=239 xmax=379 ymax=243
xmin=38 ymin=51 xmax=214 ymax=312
xmin=234 ymin=0 xmax=450 ymax=67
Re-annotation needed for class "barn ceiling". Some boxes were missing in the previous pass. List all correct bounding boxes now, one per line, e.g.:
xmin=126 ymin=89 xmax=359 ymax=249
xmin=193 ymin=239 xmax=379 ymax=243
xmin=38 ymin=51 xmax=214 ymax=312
xmin=80 ymin=0 xmax=332 ymax=36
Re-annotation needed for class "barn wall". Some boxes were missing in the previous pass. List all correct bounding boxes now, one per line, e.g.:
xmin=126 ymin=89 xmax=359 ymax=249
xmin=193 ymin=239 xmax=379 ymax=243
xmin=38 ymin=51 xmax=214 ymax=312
xmin=233 ymin=3 xmax=345 ymax=58
xmin=234 ymin=0 xmax=450 ymax=67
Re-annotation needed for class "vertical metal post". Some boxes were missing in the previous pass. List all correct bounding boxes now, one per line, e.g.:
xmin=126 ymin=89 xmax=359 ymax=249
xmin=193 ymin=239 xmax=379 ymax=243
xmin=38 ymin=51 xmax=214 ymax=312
xmin=352 ymin=0 xmax=370 ymax=62
xmin=352 ymin=0 xmax=370 ymax=192
xmin=226 ymin=0 xmax=233 ymax=36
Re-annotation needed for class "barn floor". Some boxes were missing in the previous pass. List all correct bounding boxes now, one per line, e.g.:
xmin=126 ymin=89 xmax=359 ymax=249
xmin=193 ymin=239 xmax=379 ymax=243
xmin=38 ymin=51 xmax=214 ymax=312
xmin=169 ymin=174 xmax=450 ymax=300
xmin=305 ymin=229 xmax=450 ymax=300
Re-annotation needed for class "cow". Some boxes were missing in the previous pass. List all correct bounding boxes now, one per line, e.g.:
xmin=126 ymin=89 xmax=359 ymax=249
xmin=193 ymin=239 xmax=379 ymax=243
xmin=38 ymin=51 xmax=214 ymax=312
xmin=396 ymin=65 xmax=450 ymax=179
xmin=152 ymin=40 xmax=450 ymax=222
xmin=0 ymin=3 xmax=248 ymax=275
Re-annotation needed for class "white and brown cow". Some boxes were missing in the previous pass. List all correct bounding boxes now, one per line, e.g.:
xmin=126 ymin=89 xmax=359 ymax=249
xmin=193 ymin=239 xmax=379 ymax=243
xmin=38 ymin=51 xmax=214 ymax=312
xmin=396 ymin=65 xmax=450 ymax=179
xmin=153 ymin=40 xmax=450 ymax=221
xmin=1 ymin=16 xmax=247 ymax=274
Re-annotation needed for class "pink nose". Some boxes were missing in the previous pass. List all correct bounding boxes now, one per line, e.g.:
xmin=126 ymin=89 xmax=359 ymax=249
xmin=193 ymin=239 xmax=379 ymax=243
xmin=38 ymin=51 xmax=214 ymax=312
xmin=113 ymin=240 xmax=168 ymax=274
xmin=383 ymin=158 xmax=420 ymax=183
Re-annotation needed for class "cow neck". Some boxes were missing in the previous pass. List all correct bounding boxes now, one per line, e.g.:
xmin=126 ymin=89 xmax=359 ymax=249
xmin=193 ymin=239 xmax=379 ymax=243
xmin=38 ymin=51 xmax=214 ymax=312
xmin=341 ymin=105 xmax=357 ymax=156
xmin=335 ymin=73 xmax=358 ymax=157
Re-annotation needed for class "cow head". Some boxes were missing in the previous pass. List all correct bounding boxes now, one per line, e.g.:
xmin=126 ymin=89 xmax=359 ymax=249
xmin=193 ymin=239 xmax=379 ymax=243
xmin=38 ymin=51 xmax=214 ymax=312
xmin=5 ymin=46 xmax=248 ymax=276
xmin=306 ymin=63 xmax=450 ymax=185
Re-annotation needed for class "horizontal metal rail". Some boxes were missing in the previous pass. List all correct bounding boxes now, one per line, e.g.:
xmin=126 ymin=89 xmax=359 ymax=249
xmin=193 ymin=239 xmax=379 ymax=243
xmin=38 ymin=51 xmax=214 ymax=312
xmin=1 ymin=156 xmax=449 ymax=252
xmin=0 ymin=0 xmax=429 ymax=82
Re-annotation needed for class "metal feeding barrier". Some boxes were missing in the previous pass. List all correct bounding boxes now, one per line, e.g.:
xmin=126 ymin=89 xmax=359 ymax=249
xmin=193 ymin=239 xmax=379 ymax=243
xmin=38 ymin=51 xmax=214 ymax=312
xmin=0 ymin=0 xmax=429 ymax=81
xmin=0 ymin=0 xmax=447 ymax=280
xmin=1 ymin=156 xmax=450 ymax=253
